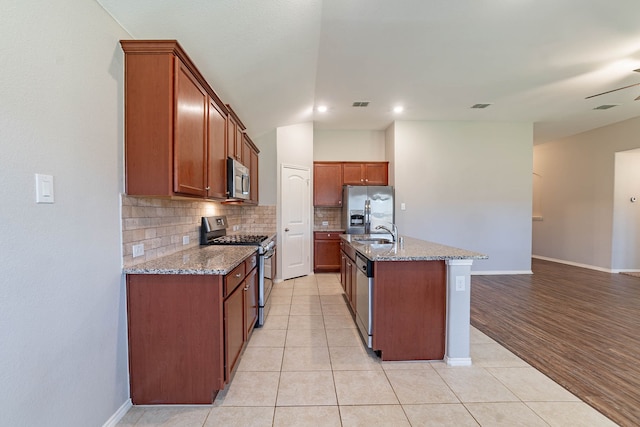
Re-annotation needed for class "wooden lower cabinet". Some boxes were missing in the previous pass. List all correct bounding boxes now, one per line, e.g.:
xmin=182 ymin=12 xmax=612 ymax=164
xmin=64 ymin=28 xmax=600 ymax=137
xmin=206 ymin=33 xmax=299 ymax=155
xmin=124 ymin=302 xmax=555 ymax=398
xmin=339 ymin=240 xmax=357 ymax=311
xmin=314 ymin=232 xmax=342 ymax=272
xmin=126 ymin=274 xmax=224 ymax=404
xmin=126 ymin=254 xmax=258 ymax=405
xmin=224 ymin=281 xmax=245 ymax=382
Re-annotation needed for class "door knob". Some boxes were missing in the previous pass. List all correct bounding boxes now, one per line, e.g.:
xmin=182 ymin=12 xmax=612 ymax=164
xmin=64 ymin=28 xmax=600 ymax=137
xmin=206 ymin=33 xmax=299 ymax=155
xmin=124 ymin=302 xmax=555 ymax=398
xmin=285 ymin=228 xmax=290 ymax=232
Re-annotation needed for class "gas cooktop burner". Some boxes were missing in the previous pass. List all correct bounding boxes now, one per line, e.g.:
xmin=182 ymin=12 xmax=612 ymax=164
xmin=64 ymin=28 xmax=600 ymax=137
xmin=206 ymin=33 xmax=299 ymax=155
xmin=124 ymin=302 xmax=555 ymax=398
xmin=211 ymin=235 xmax=268 ymax=245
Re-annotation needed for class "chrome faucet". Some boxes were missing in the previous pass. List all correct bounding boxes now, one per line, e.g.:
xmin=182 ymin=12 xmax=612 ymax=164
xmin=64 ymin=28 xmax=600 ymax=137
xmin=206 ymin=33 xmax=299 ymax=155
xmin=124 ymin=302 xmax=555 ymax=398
xmin=375 ymin=223 xmax=398 ymax=242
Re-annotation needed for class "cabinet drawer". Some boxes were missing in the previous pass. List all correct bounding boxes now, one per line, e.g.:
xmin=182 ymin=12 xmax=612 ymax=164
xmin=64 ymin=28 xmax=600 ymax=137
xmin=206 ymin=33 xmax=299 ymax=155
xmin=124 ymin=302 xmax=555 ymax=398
xmin=314 ymin=232 xmax=342 ymax=240
xmin=245 ymin=253 xmax=257 ymax=272
xmin=225 ymin=262 xmax=246 ymax=297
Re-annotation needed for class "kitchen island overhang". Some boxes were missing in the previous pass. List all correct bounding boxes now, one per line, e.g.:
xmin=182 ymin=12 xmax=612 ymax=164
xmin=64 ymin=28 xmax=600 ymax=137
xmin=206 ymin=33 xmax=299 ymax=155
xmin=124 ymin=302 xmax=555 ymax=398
xmin=340 ymin=234 xmax=487 ymax=365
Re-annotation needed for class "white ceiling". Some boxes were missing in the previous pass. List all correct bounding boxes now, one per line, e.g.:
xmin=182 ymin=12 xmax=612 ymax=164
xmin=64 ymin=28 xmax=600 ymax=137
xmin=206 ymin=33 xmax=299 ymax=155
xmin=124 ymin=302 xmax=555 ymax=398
xmin=97 ymin=0 xmax=640 ymax=144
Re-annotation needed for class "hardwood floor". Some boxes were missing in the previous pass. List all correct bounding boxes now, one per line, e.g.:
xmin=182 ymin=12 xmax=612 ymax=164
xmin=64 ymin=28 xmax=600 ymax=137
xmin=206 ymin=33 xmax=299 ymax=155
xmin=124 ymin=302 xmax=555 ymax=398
xmin=471 ymin=258 xmax=640 ymax=427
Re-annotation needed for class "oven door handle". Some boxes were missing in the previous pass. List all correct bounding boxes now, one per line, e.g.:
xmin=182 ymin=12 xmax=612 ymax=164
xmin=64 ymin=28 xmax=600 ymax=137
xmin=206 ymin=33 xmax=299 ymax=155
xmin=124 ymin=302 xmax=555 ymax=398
xmin=263 ymin=248 xmax=275 ymax=259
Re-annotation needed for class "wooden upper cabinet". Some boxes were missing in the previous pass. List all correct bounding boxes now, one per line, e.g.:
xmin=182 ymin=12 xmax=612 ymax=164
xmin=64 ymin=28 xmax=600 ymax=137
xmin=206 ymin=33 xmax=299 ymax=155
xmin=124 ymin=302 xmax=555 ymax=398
xmin=174 ymin=61 xmax=208 ymax=197
xmin=314 ymin=162 xmax=343 ymax=207
xmin=342 ymin=162 xmax=389 ymax=186
xmin=249 ymin=146 xmax=259 ymax=204
xmin=207 ymin=99 xmax=228 ymax=200
xmin=226 ymin=105 xmax=245 ymax=163
xmin=121 ymin=40 xmax=227 ymax=198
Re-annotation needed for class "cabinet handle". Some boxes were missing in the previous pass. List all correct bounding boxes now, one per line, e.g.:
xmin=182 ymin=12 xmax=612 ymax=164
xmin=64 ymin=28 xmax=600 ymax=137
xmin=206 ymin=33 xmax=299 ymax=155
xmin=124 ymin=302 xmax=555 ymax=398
xmin=338 ymin=200 xmax=342 ymax=205
xmin=360 ymin=178 xmax=364 ymax=182
xmin=365 ymin=179 xmax=368 ymax=182
xmin=244 ymin=286 xmax=249 ymax=291
xmin=205 ymin=186 xmax=210 ymax=190
xmin=235 ymin=273 xmax=242 ymax=278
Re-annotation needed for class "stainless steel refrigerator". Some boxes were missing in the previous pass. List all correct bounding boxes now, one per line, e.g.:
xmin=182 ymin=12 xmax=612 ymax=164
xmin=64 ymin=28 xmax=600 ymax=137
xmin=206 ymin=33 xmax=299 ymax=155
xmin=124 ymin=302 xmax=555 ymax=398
xmin=342 ymin=185 xmax=394 ymax=234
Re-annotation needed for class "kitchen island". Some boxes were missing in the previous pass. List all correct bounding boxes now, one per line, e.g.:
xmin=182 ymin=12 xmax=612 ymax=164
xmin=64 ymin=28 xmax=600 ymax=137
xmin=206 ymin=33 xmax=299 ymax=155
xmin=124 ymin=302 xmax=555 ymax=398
xmin=340 ymin=234 xmax=487 ymax=365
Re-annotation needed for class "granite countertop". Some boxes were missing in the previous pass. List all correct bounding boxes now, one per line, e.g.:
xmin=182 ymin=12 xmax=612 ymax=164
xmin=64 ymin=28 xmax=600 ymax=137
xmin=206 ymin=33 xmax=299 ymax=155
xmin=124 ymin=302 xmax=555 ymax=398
xmin=123 ymin=245 xmax=257 ymax=275
xmin=341 ymin=234 xmax=488 ymax=262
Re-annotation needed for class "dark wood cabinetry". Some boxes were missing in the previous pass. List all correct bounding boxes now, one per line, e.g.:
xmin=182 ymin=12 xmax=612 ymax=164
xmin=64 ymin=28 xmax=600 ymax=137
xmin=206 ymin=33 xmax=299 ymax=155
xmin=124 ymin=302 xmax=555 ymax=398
xmin=339 ymin=240 xmax=357 ymax=311
xmin=314 ymin=162 xmax=343 ymax=207
xmin=226 ymin=104 xmax=245 ymax=163
xmin=342 ymin=162 xmax=389 ymax=186
xmin=314 ymin=232 xmax=342 ymax=272
xmin=126 ymin=253 xmax=258 ymax=405
xmin=207 ymin=99 xmax=229 ymax=199
xmin=313 ymin=161 xmax=388 ymax=207
xmin=121 ymin=40 xmax=258 ymax=203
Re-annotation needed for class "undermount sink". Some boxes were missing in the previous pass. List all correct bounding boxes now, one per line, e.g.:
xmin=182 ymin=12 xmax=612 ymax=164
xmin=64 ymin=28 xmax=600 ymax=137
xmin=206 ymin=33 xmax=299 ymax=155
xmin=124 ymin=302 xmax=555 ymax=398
xmin=353 ymin=238 xmax=393 ymax=245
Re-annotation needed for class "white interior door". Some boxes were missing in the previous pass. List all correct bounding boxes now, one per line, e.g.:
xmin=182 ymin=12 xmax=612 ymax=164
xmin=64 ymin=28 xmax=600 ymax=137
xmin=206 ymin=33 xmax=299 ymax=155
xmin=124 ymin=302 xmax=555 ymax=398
xmin=281 ymin=164 xmax=311 ymax=280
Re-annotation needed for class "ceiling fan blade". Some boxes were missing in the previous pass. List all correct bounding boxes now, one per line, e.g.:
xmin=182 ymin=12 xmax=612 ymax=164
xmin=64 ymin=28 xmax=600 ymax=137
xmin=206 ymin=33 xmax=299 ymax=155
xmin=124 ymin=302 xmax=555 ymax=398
xmin=586 ymin=82 xmax=640 ymax=99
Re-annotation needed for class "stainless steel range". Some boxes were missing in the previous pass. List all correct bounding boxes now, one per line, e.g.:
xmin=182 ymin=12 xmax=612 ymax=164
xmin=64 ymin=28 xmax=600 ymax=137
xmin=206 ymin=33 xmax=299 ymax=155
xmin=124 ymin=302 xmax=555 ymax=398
xmin=200 ymin=215 xmax=276 ymax=327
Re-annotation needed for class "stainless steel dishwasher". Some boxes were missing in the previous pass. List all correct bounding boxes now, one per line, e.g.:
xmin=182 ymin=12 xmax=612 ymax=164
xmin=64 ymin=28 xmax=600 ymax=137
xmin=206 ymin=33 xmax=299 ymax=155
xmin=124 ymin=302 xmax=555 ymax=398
xmin=355 ymin=252 xmax=374 ymax=348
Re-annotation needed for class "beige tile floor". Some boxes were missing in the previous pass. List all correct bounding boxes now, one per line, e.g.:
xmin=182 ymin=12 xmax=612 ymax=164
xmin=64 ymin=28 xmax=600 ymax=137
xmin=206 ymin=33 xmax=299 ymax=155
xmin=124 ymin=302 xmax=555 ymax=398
xmin=117 ymin=273 xmax=617 ymax=427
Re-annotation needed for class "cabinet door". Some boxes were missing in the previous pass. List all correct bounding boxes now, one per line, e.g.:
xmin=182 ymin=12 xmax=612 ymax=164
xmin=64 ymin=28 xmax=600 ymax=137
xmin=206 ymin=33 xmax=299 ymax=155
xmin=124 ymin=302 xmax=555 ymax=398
xmin=314 ymin=233 xmax=341 ymax=272
xmin=224 ymin=285 xmax=244 ymax=381
xmin=342 ymin=163 xmax=365 ymax=185
xmin=227 ymin=115 xmax=239 ymax=161
xmin=242 ymin=135 xmax=252 ymax=167
xmin=249 ymin=147 xmax=259 ymax=204
xmin=243 ymin=268 xmax=258 ymax=338
xmin=314 ymin=162 xmax=343 ymax=207
xmin=207 ymin=99 xmax=228 ymax=200
xmin=345 ymin=257 xmax=353 ymax=307
xmin=364 ymin=163 xmax=388 ymax=185
xmin=349 ymin=258 xmax=357 ymax=311
xmin=174 ymin=60 xmax=208 ymax=196
xmin=340 ymin=250 xmax=347 ymax=291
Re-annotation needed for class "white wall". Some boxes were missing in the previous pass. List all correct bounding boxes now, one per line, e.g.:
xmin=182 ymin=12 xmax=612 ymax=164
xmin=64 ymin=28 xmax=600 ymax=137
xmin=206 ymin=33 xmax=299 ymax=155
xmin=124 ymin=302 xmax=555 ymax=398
xmin=253 ymin=130 xmax=277 ymax=205
xmin=313 ymin=129 xmax=386 ymax=161
xmin=276 ymin=123 xmax=314 ymax=279
xmin=533 ymin=117 xmax=640 ymax=270
xmin=391 ymin=121 xmax=533 ymax=273
xmin=0 ymin=1 xmax=130 ymax=426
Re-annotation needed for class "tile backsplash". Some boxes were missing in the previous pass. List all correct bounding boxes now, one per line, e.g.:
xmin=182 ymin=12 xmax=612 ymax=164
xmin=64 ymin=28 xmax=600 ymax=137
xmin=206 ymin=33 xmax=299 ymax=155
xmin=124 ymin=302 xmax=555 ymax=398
xmin=313 ymin=207 xmax=343 ymax=230
xmin=122 ymin=195 xmax=276 ymax=266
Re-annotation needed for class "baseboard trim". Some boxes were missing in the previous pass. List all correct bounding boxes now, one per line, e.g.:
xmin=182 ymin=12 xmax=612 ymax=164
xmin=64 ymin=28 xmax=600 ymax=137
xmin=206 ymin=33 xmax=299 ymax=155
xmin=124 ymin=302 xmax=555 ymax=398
xmin=532 ymin=255 xmax=615 ymax=273
xmin=472 ymin=270 xmax=533 ymax=275
xmin=445 ymin=357 xmax=472 ymax=366
xmin=102 ymin=399 xmax=132 ymax=427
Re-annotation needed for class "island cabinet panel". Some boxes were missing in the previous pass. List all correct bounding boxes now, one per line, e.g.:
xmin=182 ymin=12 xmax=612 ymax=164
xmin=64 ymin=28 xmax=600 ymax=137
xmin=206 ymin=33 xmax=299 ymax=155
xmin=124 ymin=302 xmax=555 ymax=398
xmin=126 ymin=274 xmax=224 ymax=404
xmin=372 ymin=260 xmax=446 ymax=361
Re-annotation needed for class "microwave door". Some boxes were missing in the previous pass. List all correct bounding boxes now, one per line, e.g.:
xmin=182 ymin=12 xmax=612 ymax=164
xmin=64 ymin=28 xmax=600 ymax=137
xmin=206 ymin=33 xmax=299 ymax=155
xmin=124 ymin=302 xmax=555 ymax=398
xmin=242 ymin=173 xmax=250 ymax=196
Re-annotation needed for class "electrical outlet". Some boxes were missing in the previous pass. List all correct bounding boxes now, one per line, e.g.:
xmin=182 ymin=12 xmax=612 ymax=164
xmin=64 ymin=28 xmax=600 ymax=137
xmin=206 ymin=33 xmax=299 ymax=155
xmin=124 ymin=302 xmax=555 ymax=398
xmin=233 ymin=225 xmax=239 ymax=231
xmin=183 ymin=235 xmax=189 ymax=245
xmin=455 ymin=276 xmax=465 ymax=291
xmin=132 ymin=244 xmax=144 ymax=258
xmin=322 ymin=221 xmax=329 ymax=226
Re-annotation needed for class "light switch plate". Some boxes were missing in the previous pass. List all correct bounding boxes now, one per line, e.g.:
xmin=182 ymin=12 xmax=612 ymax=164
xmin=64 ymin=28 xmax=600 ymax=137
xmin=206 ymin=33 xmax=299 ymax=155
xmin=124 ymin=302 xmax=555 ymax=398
xmin=35 ymin=174 xmax=55 ymax=204
xmin=455 ymin=276 xmax=465 ymax=291
xmin=183 ymin=235 xmax=189 ymax=245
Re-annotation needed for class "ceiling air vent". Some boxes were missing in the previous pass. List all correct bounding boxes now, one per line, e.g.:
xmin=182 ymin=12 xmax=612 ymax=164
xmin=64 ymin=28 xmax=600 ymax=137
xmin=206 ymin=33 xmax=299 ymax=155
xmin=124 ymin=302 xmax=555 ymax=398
xmin=352 ymin=101 xmax=370 ymax=107
xmin=593 ymin=104 xmax=618 ymax=110
xmin=471 ymin=103 xmax=492 ymax=109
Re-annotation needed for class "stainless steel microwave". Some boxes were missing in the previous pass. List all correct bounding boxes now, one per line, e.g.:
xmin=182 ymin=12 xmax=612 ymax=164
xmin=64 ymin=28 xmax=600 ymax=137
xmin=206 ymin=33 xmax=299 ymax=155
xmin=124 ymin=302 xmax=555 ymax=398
xmin=227 ymin=157 xmax=250 ymax=200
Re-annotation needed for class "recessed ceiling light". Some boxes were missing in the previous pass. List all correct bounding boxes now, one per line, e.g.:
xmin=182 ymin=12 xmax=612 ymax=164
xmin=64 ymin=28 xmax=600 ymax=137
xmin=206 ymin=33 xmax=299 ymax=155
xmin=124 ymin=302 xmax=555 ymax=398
xmin=317 ymin=105 xmax=328 ymax=113
xmin=393 ymin=106 xmax=404 ymax=113
xmin=352 ymin=101 xmax=369 ymax=107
